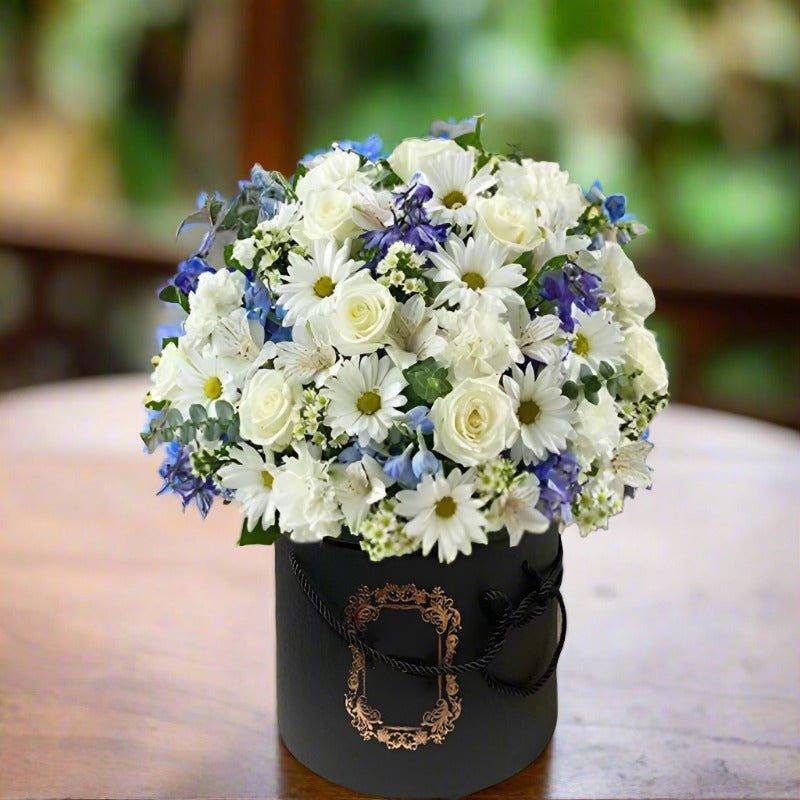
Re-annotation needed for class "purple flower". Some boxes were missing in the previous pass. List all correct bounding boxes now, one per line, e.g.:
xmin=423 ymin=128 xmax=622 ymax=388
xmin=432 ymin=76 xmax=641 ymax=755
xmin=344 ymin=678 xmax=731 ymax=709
xmin=361 ymin=180 xmax=448 ymax=264
xmin=157 ymin=442 xmax=220 ymax=517
xmin=539 ymin=263 xmax=603 ymax=332
xmin=532 ymin=451 xmax=580 ymax=524
xmin=172 ymin=256 xmax=214 ymax=295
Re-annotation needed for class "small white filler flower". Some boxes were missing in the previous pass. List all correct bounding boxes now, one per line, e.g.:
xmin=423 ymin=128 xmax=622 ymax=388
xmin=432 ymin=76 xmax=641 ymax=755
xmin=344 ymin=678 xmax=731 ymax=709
xmin=395 ymin=469 xmax=488 ymax=564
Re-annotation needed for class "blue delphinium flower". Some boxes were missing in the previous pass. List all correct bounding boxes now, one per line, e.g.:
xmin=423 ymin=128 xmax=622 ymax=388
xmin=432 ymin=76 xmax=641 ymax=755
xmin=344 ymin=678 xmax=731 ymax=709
xmin=240 ymin=163 xmax=286 ymax=219
xmin=158 ymin=442 xmax=220 ymax=517
xmin=171 ymin=256 xmax=214 ymax=295
xmin=429 ymin=116 xmax=477 ymax=139
xmin=336 ymin=134 xmax=383 ymax=161
xmin=384 ymin=444 xmax=417 ymax=488
xmin=539 ymin=263 xmax=603 ymax=332
xmin=586 ymin=180 xmax=633 ymax=224
xmin=411 ymin=434 xmax=440 ymax=480
xmin=361 ymin=181 xmax=448 ymax=264
xmin=532 ymin=450 xmax=580 ymax=524
xmin=406 ymin=405 xmax=434 ymax=435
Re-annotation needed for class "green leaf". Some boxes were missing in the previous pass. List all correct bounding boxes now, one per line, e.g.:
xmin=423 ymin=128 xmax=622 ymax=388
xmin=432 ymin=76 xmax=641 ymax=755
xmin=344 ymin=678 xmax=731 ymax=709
xmin=585 ymin=390 xmax=600 ymax=405
xmin=165 ymin=408 xmax=183 ymax=428
xmin=599 ymin=361 xmax=615 ymax=380
xmin=562 ymin=380 xmax=580 ymax=400
xmin=238 ymin=519 xmax=282 ymax=546
xmin=454 ymin=115 xmax=485 ymax=150
xmin=215 ymin=400 xmax=234 ymax=421
xmin=160 ymin=336 xmax=178 ymax=350
xmin=403 ymin=358 xmax=452 ymax=404
xmin=189 ymin=404 xmax=207 ymax=424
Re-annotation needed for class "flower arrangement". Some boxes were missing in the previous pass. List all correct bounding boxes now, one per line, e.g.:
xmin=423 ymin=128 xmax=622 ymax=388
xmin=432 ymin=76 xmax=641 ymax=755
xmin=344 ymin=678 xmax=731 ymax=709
xmin=143 ymin=117 xmax=668 ymax=563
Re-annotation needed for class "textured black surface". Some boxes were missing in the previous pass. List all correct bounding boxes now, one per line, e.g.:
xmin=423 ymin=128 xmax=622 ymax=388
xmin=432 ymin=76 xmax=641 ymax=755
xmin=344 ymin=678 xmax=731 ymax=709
xmin=275 ymin=531 xmax=561 ymax=799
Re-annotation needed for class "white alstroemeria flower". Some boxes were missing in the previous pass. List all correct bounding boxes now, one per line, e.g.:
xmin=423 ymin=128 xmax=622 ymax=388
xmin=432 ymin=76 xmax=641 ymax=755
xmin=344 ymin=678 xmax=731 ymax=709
xmin=533 ymin=229 xmax=592 ymax=271
xmin=608 ymin=439 xmax=654 ymax=495
xmin=272 ymin=445 xmax=342 ymax=542
xmin=385 ymin=295 xmax=446 ymax=370
xmin=260 ymin=200 xmax=303 ymax=233
xmin=430 ymin=376 xmax=519 ymax=467
xmin=474 ymin=194 xmax=543 ymax=253
xmin=570 ymin=388 xmax=622 ymax=466
xmin=184 ymin=269 xmax=246 ymax=342
xmin=496 ymin=159 xmax=585 ymax=234
xmin=274 ymin=238 xmax=363 ymax=326
xmin=567 ymin=308 xmax=624 ymax=374
xmin=210 ymin=308 xmax=265 ymax=372
xmin=395 ymin=469 xmax=488 ymax=564
xmin=324 ymin=353 xmax=407 ymax=446
xmin=218 ymin=444 xmax=278 ymax=532
xmin=485 ymin=473 xmax=550 ymax=545
xmin=149 ymin=341 xmax=187 ymax=403
xmin=238 ymin=368 xmax=301 ymax=450
xmin=503 ymin=364 xmax=574 ymax=465
xmin=387 ymin=137 xmax=462 ymax=183
xmin=274 ymin=319 xmax=339 ymax=387
xmin=421 ymin=147 xmax=496 ymax=227
xmin=349 ymin=183 xmax=394 ymax=233
xmin=438 ymin=306 xmax=523 ymax=380
xmin=173 ymin=349 xmax=242 ymax=414
xmin=330 ymin=454 xmax=389 ymax=532
xmin=427 ymin=232 xmax=525 ymax=312
xmin=506 ymin=304 xmax=565 ymax=365
xmin=624 ymin=324 xmax=669 ymax=398
xmin=578 ymin=244 xmax=655 ymax=323
xmin=329 ymin=273 xmax=396 ymax=355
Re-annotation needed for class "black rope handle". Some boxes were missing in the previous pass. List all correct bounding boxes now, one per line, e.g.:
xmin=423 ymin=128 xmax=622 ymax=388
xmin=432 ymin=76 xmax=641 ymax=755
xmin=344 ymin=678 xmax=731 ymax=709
xmin=287 ymin=539 xmax=567 ymax=697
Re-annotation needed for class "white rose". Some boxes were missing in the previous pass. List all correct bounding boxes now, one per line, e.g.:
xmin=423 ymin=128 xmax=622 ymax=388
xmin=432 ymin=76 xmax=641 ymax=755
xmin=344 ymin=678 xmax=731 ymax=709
xmin=330 ymin=273 xmax=396 ymax=355
xmin=149 ymin=342 xmax=185 ymax=402
xmin=497 ymin=159 xmax=584 ymax=232
xmin=296 ymin=149 xmax=361 ymax=200
xmin=238 ymin=369 xmax=300 ymax=450
xmin=387 ymin=137 xmax=462 ymax=182
xmin=298 ymin=188 xmax=358 ymax=243
xmin=624 ymin=325 xmax=668 ymax=398
xmin=430 ymin=376 xmax=519 ymax=467
xmin=585 ymin=244 xmax=655 ymax=322
xmin=184 ymin=269 xmax=246 ymax=341
xmin=571 ymin=388 xmax=621 ymax=467
xmin=475 ymin=195 xmax=542 ymax=252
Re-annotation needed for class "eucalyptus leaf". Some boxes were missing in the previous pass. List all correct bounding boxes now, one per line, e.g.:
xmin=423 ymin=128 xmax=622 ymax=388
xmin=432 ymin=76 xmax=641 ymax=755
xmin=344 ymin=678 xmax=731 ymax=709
xmin=215 ymin=400 xmax=234 ymax=421
xmin=189 ymin=404 xmax=207 ymax=424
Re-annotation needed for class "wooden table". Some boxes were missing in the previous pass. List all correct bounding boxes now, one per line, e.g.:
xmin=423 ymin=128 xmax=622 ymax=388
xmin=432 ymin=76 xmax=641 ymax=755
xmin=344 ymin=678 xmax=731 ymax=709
xmin=1 ymin=376 xmax=798 ymax=800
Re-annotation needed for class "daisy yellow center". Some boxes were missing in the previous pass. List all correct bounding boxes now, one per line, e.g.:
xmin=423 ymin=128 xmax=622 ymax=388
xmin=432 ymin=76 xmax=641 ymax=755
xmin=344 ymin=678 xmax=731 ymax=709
xmin=573 ymin=332 xmax=590 ymax=357
xmin=261 ymin=470 xmax=274 ymax=490
xmin=435 ymin=496 xmax=457 ymax=519
xmin=313 ymin=275 xmax=335 ymax=298
xmin=356 ymin=391 xmax=382 ymax=415
xmin=518 ymin=399 xmax=541 ymax=426
xmin=462 ymin=271 xmax=485 ymax=291
xmin=442 ymin=189 xmax=467 ymax=209
xmin=203 ymin=376 xmax=223 ymax=400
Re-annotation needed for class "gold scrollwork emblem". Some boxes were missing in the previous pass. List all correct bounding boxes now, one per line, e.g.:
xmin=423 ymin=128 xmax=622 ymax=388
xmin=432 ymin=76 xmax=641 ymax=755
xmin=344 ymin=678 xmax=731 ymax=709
xmin=344 ymin=583 xmax=462 ymax=750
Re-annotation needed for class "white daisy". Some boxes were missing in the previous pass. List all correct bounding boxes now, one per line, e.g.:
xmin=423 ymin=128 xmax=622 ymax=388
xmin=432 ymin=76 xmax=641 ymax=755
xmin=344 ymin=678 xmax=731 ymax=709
xmin=173 ymin=349 xmax=242 ymax=415
xmin=324 ymin=353 xmax=407 ymax=446
xmin=503 ymin=364 xmax=574 ymax=465
xmin=422 ymin=147 xmax=496 ymax=227
xmin=427 ymin=233 xmax=525 ymax=312
xmin=274 ymin=238 xmax=363 ymax=326
xmin=485 ymin=473 xmax=550 ymax=545
xmin=568 ymin=308 xmax=624 ymax=373
xmin=218 ymin=443 xmax=278 ymax=532
xmin=507 ymin=304 xmax=565 ymax=365
xmin=395 ymin=469 xmax=487 ymax=564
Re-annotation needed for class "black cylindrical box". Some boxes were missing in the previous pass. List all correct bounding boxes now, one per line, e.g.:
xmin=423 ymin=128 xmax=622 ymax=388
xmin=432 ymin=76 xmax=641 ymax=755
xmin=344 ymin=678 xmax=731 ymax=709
xmin=275 ymin=528 xmax=561 ymax=799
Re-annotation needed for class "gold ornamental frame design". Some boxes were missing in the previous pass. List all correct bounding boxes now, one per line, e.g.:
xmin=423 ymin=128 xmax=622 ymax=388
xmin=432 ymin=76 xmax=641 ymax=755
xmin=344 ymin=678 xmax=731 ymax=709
xmin=344 ymin=583 xmax=463 ymax=751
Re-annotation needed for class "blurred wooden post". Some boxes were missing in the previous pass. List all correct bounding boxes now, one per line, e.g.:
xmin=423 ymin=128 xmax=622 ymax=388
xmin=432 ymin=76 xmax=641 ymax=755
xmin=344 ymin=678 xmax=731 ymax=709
xmin=240 ymin=0 xmax=306 ymax=176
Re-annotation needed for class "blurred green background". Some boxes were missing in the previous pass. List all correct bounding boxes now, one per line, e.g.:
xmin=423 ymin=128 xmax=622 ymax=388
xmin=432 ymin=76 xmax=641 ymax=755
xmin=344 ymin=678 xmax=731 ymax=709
xmin=0 ymin=0 xmax=798 ymax=425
